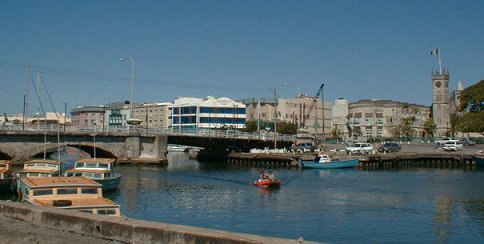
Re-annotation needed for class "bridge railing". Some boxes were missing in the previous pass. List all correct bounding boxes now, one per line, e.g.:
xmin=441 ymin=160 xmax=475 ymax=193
xmin=1 ymin=124 xmax=296 ymax=142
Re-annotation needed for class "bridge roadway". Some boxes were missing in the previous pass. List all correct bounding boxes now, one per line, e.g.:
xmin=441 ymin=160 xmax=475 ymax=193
xmin=0 ymin=130 xmax=293 ymax=164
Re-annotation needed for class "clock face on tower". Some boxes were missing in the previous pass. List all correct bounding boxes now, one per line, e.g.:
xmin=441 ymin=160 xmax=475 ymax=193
xmin=435 ymin=81 xmax=442 ymax=88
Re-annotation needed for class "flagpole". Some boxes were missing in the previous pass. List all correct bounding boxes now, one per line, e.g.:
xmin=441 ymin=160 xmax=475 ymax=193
xmin=438 ymin=50 xmax=442 ymax=74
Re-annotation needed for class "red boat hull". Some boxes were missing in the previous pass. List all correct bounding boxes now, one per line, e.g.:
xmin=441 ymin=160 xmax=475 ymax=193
xmin=254 ymin=179 xmax=282 ymax=188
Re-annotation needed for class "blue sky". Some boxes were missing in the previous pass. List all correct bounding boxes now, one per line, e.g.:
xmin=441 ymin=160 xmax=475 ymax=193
xmin=1 ymin=0 xmax=483 ymax=115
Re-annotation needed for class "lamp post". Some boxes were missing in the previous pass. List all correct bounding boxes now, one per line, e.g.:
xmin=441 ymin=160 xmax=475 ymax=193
xmin=282 ymin=81 xmax=300 ymax=98
xmin=283 ymin=81 xmax=301 ymax=129
xmin=120 ymin=57 xmax=135 ymax=117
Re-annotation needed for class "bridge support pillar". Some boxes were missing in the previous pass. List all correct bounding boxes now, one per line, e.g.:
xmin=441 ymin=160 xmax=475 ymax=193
xmin=126 ymin=137 xmax=140 ymax=160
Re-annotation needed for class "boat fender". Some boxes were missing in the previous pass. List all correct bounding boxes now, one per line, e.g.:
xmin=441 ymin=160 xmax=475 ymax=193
xmin=53 ymin=200 xmax=72 ymax=207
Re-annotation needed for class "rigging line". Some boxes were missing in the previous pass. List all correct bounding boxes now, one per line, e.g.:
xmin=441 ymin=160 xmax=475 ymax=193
xmin=39 ymin=75 xmax=60 ymax=121
xmin=1 ymin=61 xmax=271 ymax=93
xmin=30 ymin=75 xmax=47 ymax=119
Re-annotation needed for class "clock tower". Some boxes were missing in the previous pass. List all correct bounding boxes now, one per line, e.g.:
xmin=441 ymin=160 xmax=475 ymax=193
xmin=431 ymin=69 xmax=451 ymax=137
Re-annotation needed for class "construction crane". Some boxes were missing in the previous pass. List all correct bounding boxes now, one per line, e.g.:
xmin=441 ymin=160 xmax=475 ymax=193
xmin=304 ymin=83 xmax=324 ymax=122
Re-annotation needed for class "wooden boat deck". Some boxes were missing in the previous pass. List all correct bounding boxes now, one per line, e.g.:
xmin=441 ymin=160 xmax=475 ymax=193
xmin=22 ymin=176 xmax=101 ymax=188
xmin=34 ymin=197 xmax=118 ymax=208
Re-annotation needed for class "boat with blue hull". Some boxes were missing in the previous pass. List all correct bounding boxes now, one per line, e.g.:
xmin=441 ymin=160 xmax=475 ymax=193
xmin=64 ymin=158 xmax=121 ymax=191
xmin=300 ymin=154 xmax=359 ymax=169
xmin=474 ymin=155 xmax=484 ymax=167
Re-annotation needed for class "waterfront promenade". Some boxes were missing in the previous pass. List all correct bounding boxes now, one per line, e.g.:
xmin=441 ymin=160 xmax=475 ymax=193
xmin=227 ymin=142 xmax=484 ymax=168
xmin=0 ymin=200 xmax=312 ymax=244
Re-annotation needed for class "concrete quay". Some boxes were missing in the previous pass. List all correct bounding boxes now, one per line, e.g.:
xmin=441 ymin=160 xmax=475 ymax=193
xmin=226 ymin=142 xmax=484 ymax=169
xmin=0 ymin=200 xmax=316 ymax=244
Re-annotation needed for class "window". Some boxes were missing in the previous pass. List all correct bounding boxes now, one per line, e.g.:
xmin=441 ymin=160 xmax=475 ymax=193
xmin=33 ymin=189 xmax=53 ymax=196
xmin=81 ymin=188 xmax=98 ymax=194
xmin=58 ymin=188 xmax=78 ymax=195
xmin=97 ymin=209 xmax=117 ymax=215
xmin=98 ymin=163 xmax=108 ymax=169
xmin=86 ymin=163 xmax=97 ymax=168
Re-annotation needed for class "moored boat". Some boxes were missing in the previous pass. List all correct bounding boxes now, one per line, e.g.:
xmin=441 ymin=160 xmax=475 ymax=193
xmin=474 ymin=155 xmax=484 ymax=167
xmin=0 ymin=160 xmax=15 ymax=193
xmin=64 ymin=158 xmax=121 ymax=191
xmin=19 ymin=176 xmax=120 ymax=216
xmin=300 ymin=154 xmax=359 ymax=169
xmin=15 ymin=159 xmax=62 ymax=193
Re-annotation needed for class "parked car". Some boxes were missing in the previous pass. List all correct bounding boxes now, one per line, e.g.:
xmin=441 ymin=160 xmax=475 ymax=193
xmin=436 ymin=137 xmax=458 ymax=146
xmin=442 ymin=141 xmax=463 ymax=151
xmin=291 ymin=143 xmax=315 ymax=153
xmin=461 ymin=138 xmax=476 ymax=146
xmin=378 ymin=143 xmax=401 ymax=153
xmin=345 ymin=143 xmax=373 ymax=155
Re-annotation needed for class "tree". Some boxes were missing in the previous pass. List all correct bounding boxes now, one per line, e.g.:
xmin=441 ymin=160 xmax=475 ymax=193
xmin=423 ymin=118 xmax=437 ymax=138
xmin=331 ymin=128 xmax=342 ymax=140
xmin=458 ymin=80 xmax=484 ymax=112
xmin=455 ymin=80 xmax=484 ymax=133
xmin=276 ymin=122 xmax=297 ymax=134
xmin=242 ymin=120 xmax=258 ymax=132
xmin=392 ymin=117 xmax=416 ymax=139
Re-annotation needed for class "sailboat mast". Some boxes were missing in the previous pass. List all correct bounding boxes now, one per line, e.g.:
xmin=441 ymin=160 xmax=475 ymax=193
xmin=24 ymin=65 xmax=30 ymax=131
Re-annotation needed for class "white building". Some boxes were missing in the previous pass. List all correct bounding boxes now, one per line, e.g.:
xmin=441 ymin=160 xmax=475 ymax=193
xmin=169 ymin=96 xmax=246 ymax=131
xmin=332 ymin=98 xmax=349 ymax=139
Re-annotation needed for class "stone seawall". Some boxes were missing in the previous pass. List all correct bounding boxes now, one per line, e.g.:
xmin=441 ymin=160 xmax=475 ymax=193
xmin=0 ymin=201 xmax=314 ymax=244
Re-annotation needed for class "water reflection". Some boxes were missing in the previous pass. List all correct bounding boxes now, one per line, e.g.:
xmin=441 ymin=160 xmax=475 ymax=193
xmin=3 ymin=152 xmax=483 ymax=243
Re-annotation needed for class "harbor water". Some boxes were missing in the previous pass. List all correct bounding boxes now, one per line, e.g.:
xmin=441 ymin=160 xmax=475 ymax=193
xmin=103 ymin=152 xmax=484 ymax=243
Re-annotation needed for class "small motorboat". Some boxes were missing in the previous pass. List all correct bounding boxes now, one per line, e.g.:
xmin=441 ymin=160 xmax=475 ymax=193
xmin=300 ymin=154 xmax=359 ymax=169
xmin=254 ymin=171 xmax=282 ymax=188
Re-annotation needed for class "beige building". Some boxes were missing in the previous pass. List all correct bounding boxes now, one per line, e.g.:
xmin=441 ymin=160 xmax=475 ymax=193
xmin=71 ymin=105 xmax=106 ymax=130
xmin=242 ymin=97 xmax=278 ymax=128
xmin=132 ymin=102 xmax=172 ymax=129
xmin=348 ymin=99 xmax=431 ymax=140
xmin=278 ymin=95 xmax=331 ymax=138
xmin=242 ymin=96 xmax=331 ymax=138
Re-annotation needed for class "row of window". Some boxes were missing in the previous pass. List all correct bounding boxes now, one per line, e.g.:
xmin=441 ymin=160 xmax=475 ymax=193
xmin=172 ymin=107 xmax=246 ymax=115
xmin=172 ymin=117 xmax=246 ymax=125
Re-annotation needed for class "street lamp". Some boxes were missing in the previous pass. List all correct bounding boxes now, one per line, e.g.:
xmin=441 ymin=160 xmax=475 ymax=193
xmin=120 ymin=57 xmax=142 ymax=130
xmin=120 ymin=57 xmax=135 ymax=115
xmin=283 ymin=81 xmax=301 ymax=129
xmin=282 ymin=81 xmax=300 ymax=98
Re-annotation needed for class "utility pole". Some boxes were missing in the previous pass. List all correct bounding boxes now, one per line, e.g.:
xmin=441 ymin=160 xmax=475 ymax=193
xmin=24 ymin=65 xmax=30 ymax=131
xmin=273 ymin=87 xmax=278 ymax=149
xmin=321 ymin=83 xmax=325 ymax=148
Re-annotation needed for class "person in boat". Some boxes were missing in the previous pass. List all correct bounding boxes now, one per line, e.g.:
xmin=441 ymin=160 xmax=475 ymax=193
xmin=259 ymin=170 xmax=276 ymax=181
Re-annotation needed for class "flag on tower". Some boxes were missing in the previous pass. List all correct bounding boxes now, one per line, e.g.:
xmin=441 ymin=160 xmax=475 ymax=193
xmin=431 ymin=49 xmax=439 ymax=56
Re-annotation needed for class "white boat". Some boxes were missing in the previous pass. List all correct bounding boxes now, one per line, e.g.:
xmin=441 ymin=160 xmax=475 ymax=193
xmin=168 ymin=145 xmax=190 ymax=152
xmin=19 ymin=176 xmax=120 ymax=216
xmin=64 ymin=158 xmax=121 ymax=191
xmin=16 ymin=159 xmax=62 ymax=193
